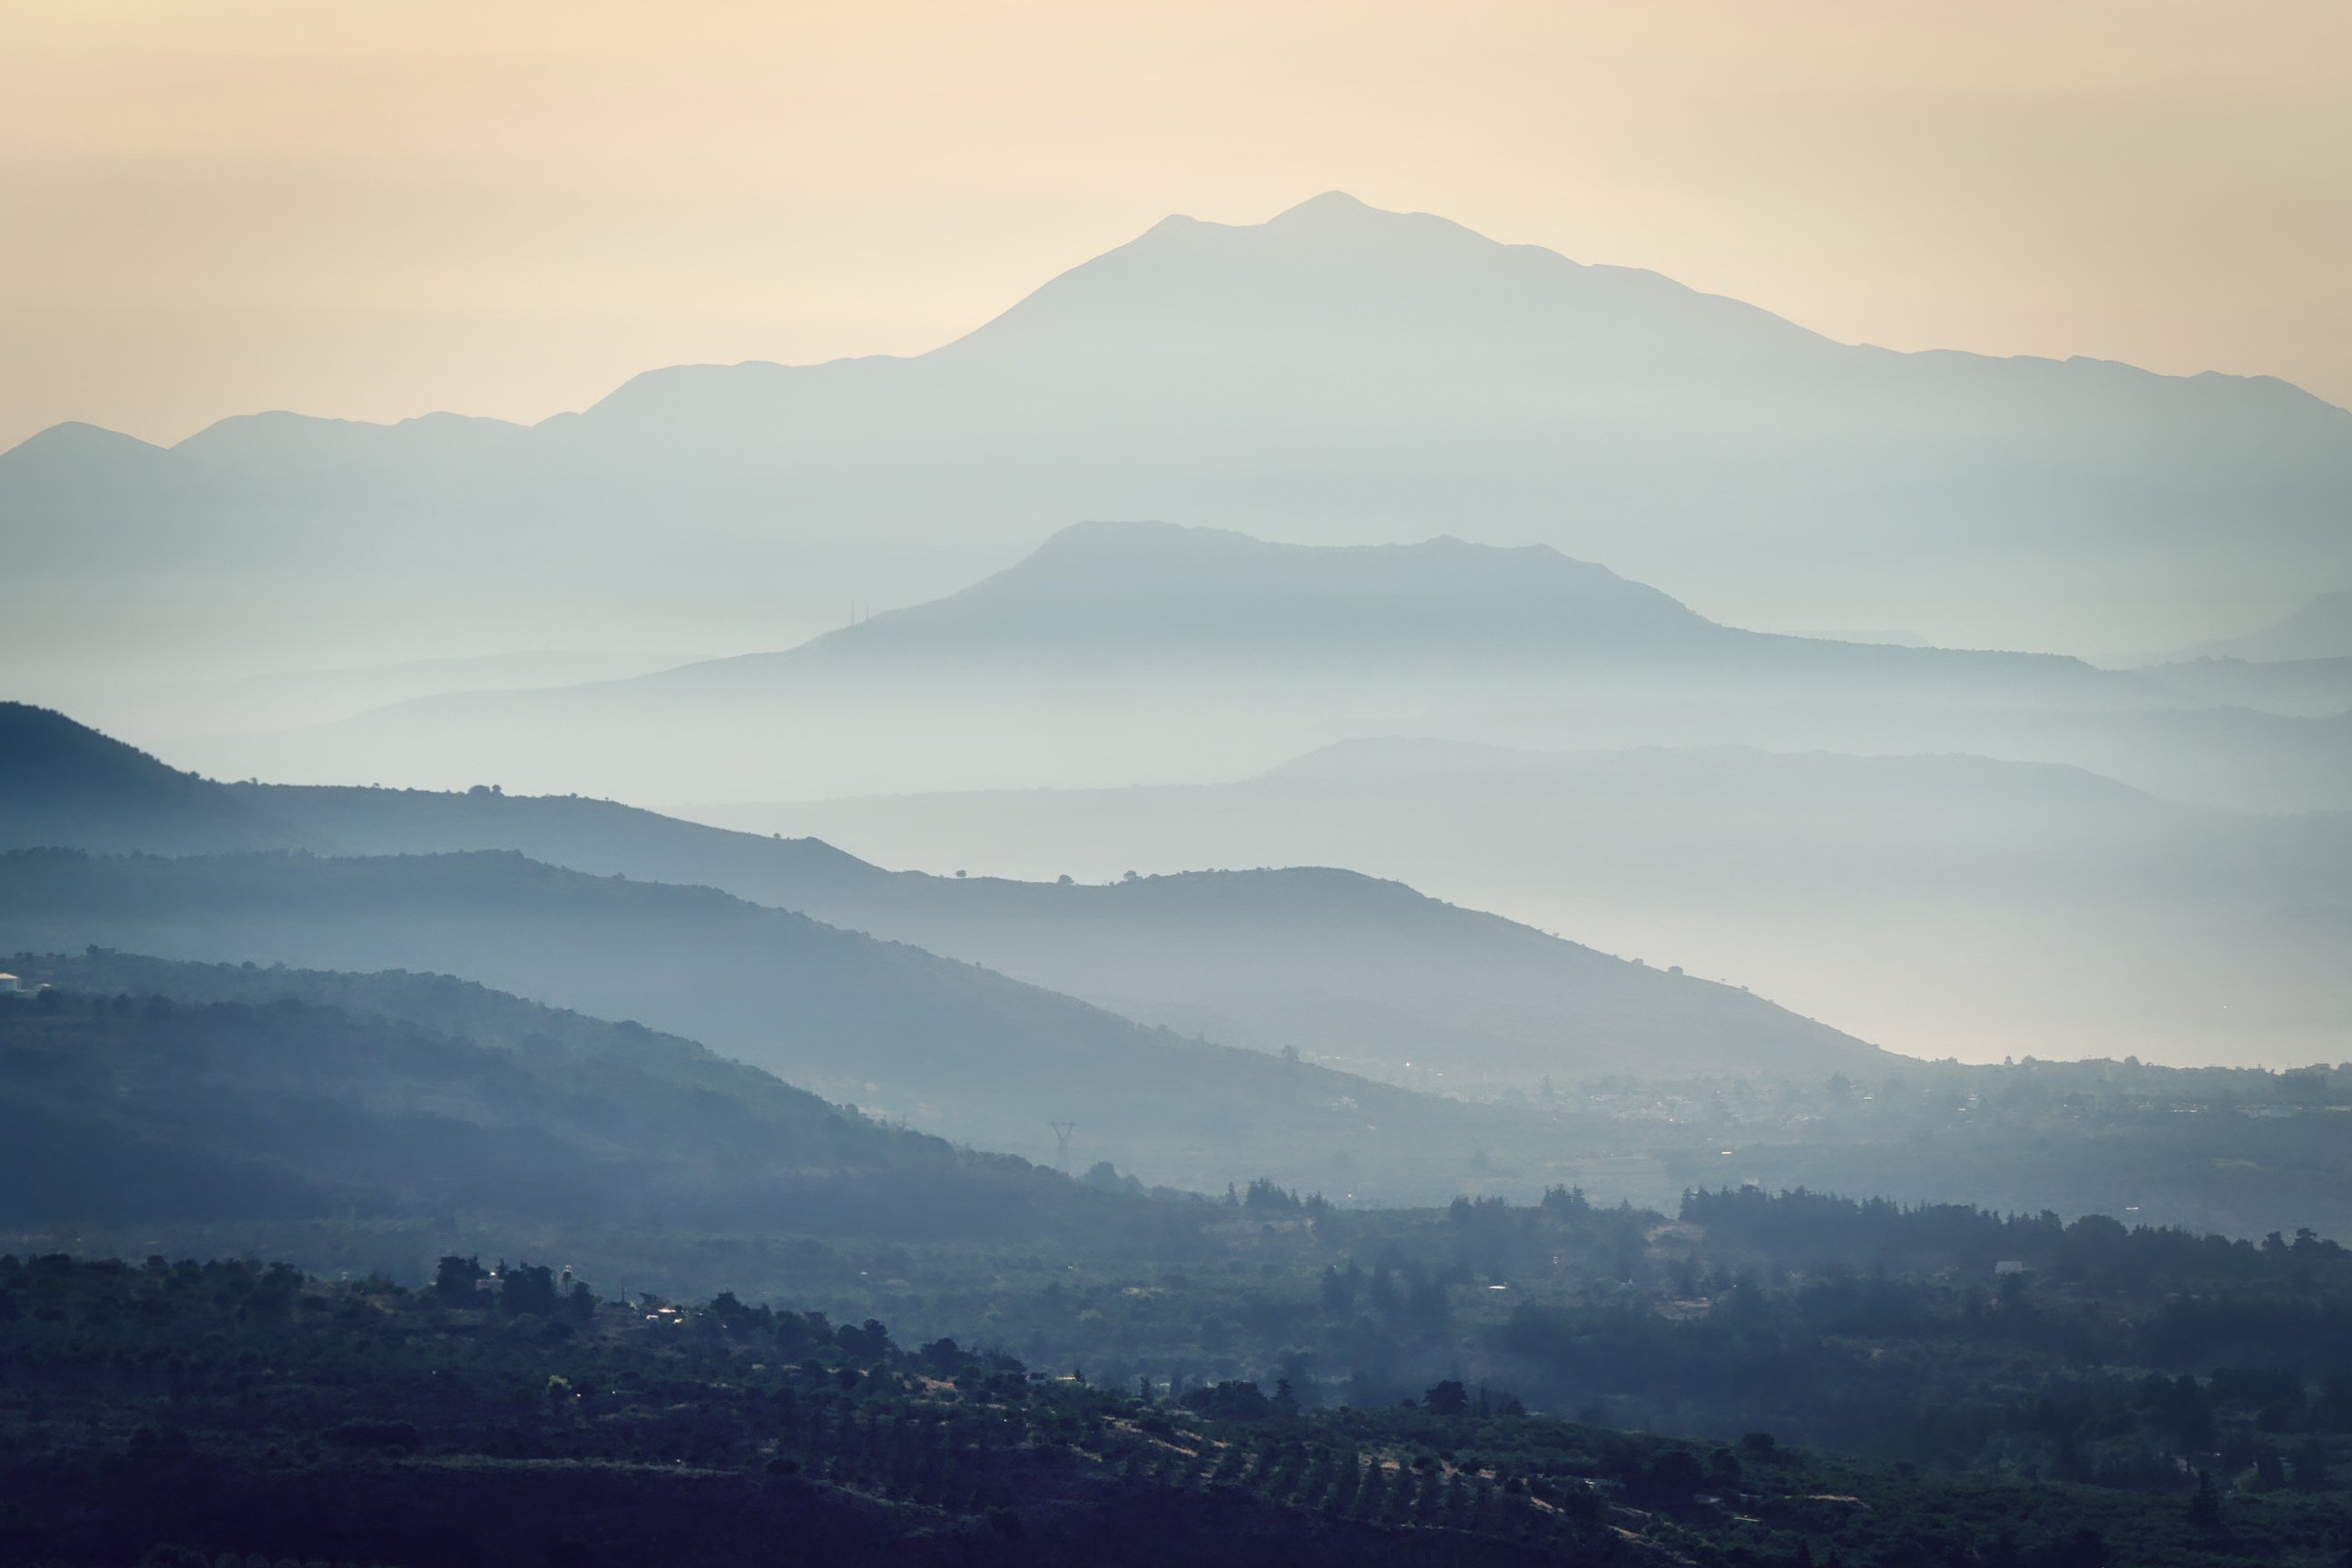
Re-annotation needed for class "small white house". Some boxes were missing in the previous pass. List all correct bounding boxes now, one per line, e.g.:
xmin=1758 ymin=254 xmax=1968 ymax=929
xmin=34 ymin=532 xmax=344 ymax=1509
xmin=0 ymin=973 xmax=20 ymax=995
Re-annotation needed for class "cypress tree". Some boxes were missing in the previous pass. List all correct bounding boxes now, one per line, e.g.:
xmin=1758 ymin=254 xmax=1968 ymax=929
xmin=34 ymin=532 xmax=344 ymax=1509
xmin=1355 ymin=1460 xmax=1387 ymax=1523
xmin=1326 ymin=1450 xmax=1361 ymax=1515
xmin=1413 ymin=1467 xmax=1446 ymax=1525
xmin=1210 ymin=1440 xmax=1248 ymax=1486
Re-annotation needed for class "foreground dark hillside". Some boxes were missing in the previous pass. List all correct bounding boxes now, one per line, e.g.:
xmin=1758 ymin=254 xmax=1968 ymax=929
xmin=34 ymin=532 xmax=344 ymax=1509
xmin=0 ymin=1258 xmax=1557 ymax=1568
xmin=0 ymin=962 xmax=1170 ymax=1247
xmin=7 ymin=955 xmax=2351 ymax=1477
xmin=0 ymin=918 xmax=1573 ymax=1203
xmin=13 ymin=945 xmax=2352 ymax=1242
xmin=0 ymin=703 xmax=300 ymax=855
xmin=5 ymin=1252 xmax=2349 ymax=1568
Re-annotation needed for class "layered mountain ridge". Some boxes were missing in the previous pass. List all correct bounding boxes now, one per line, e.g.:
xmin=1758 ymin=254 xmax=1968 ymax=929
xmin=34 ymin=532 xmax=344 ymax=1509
xmin=0 ymin=701 xmax=1890 ymax=1101
xmin=6 ymin=191 xmax=2347 ymax=693
xmin=736 ymin=736 xmax=2352 ymax=1068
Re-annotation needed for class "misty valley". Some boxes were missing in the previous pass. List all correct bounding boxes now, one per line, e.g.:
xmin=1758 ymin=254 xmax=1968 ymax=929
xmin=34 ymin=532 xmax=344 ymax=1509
xmin=6 ymin=186 xmax=2352 ymax=1568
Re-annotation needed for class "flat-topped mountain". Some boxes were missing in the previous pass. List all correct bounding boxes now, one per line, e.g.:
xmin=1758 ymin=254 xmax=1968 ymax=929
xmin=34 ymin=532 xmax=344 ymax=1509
xmin=632 ymin=521 xmax=2141 ymax=688
xmin=6 ymin=194 xmax=2347 ymax=692
xmin=162 ymin=522 xmax=2352 ymax=812
xmin=162 ymin=524 xmax=2188 ymax=803
xmin=744 ymin=521 xmax=1714 ymax=668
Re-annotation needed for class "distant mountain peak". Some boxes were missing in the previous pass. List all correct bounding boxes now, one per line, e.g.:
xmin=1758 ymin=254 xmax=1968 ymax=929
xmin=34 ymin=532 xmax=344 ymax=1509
xmin=12 ymin=193 xmax=2351 ymax=676
xmin=930 ymin=185 xmax=1822 ymax=380
xmin=1265 ymin=190 xmax=1390 ymax=227
xmin=0 ymin=419 xmax=166 ymax=470
xmin=1134 ymin=191 xmax=1449 ymax=244
xmin=1277 ymin=189 xmax=1372 ymax=214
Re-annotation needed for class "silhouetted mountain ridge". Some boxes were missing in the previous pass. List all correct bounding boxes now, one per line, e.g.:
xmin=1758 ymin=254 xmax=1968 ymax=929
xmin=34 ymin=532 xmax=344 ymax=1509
xmin=232 ymin=774 xmax=1886 ymax=1083
xmin=0 ymin=848 xmax=1397 ymax=1187
xmin=0 ymin=950 xmax=1160 ymax=1239
xmin=743 ymin=736 xmax=2352 ymax=1066
xmin=0 ymin=845 xmax=1867 ymax=1198
xmin=687 ymin=523 xmax=1720 ymax=674
xmin=0 ymin=702 xmax=1888 ymax=1088
xmin=7 ymin=193 xmax=2348 ymax=683
xmin=0 ymin=702 xmax=307 ymax=854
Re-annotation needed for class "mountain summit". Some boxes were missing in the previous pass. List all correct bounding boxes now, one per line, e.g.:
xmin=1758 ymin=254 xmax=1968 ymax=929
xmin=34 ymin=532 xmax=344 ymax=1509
xmin=924 ymin=189 xmax=1821 ymax=368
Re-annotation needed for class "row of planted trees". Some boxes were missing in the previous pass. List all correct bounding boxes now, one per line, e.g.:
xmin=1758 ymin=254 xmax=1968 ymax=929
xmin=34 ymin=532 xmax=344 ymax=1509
xmin=725 ymin=1352 xmax=1618 ymax=1557
xmin=1119 ymin=1426 xmax=1611 ymax=1551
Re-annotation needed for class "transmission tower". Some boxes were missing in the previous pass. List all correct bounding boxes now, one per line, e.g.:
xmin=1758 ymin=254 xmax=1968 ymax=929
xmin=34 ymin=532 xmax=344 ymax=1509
xmin=1049 ymin=1121 xmax=1077 ymax=1175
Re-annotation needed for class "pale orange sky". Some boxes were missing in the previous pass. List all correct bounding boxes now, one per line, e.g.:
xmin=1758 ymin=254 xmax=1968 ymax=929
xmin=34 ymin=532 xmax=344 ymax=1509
xmin=5 ymin=0 xmax=2347 ymax=453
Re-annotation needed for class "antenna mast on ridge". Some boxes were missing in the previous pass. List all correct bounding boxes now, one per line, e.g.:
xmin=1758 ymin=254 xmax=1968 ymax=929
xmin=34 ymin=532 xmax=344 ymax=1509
xmin=1049 ymin=1121 xmax=1077 ymax=1175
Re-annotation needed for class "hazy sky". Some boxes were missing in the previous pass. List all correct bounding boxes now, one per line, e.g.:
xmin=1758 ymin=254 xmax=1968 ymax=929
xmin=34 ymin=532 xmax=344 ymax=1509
xmin=5 ymin=1 xmax=2347 ymax=453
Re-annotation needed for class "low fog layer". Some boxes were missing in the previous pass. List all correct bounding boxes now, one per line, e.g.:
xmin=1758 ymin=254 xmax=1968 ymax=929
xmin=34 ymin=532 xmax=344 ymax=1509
xmin=711 ymin=740 xmax=2352 ymax=1070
